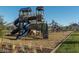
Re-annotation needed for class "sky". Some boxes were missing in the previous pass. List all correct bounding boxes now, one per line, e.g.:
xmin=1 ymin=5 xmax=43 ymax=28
xmin=0 ymin=6 xmax=79 ymax=26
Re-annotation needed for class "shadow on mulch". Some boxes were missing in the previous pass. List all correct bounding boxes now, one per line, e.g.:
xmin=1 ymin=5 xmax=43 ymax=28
xmin=63 ymin=41 xmax=79 ymax=44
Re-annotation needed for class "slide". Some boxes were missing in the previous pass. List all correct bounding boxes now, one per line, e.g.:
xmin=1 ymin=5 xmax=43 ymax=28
xmin=14 ymin=18 xmax=19 ymax=27
xmin=11 ymin=18 xmax=20 ymax=35
xmin=16 ymin=24 xmax=30 ymax=39
xmin=11 ymin=27 xmax=20 ymax=35
xmin=11 ymin=17 xmax=30 ymax=39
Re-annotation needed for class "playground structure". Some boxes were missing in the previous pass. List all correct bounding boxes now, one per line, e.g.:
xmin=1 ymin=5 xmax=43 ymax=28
xmin=9 ymin=6 xmax=48 ymax=39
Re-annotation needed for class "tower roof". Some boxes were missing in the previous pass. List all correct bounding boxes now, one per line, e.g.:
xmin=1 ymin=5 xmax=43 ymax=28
xmin=20 ymin=7 xmax=32 ymax=12
xmin=36 ymin=6 xmax=44 ymax=11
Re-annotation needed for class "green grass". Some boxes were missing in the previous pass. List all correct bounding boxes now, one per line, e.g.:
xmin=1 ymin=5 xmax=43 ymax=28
xmin=56 ymin=32 xmax=79 ymax=53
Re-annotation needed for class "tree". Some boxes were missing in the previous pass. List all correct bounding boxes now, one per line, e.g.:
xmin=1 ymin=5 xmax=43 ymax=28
xmin=68 ymin=23 xmax=79 ymax=31
xmin=0 ymin=16 xmax=6 ymax=37
xmin=51 ymin=20 xmax=61 ymax=32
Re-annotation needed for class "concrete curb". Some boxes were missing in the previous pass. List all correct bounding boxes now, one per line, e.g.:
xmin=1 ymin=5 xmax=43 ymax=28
xmin=51 ymin=31 xmax=73 ymax=53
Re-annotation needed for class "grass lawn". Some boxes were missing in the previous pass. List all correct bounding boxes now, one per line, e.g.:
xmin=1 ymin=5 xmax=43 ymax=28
xmin=56 ymin=32 xmax=79 ymax=53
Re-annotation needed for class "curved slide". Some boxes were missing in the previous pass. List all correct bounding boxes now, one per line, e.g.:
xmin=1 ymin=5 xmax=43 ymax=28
xmin=16 ymin=24 xmax=30 ymax=39
xmin=11 ymin=18 xmax=30 ymax=39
